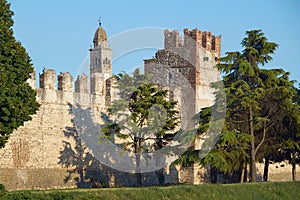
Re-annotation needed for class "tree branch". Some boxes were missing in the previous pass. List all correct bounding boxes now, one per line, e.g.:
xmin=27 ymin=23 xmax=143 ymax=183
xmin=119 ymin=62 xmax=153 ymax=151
xmin=255 ymin=122 xmax=275 ymax=155
xmin=144 ymin=137 xmax=156 ymax=141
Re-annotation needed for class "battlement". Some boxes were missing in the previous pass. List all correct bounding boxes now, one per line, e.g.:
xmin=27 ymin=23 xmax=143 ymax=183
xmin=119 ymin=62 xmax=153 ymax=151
xmin=39 ymin=69 xmax=56 ymax=90
xmin=58 ymin=72 xmax=73 ymax=92
xmin=27 ymin=68 xmax=113 ymax=107
xmin=164 ymin=28 xmax=221 ymax=56
xmin=164 ymin=30 xmax=181 ymax=49
xmin=38 ymin=69 xmax=83 ymax=93
xmin=75 ymin=74 xmax=89 ymax=94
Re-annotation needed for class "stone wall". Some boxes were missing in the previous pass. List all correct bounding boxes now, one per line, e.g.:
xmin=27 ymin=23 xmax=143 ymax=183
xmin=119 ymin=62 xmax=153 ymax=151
xmin=144 ymin=29 xmax=221 ymax=131
xmin=1 ymin=28 xmax=295 ymax=190
xmin=256 ymin=162 xmax=300 ymax=182
xmin=0 ymin=68 xmax=178 ymax=190
xmin=177 ymin=164 xmax=210 ymax=184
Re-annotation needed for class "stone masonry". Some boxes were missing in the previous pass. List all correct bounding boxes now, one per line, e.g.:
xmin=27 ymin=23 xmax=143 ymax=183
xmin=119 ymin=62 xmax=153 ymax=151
xmin=0 ymin=24 xmax=178 ymax=190
xmin=0 ymin=26 xmax=298 ymax=190
xmin=144 ymin=28 xmax=221 ymax=184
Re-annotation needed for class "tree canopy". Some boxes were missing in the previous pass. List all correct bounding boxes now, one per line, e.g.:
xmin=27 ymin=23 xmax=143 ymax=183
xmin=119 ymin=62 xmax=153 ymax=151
xmin=102 ymin=69 xmax=179 ymax=186
xmin=176 ymin=29 xmax=300 ymax=183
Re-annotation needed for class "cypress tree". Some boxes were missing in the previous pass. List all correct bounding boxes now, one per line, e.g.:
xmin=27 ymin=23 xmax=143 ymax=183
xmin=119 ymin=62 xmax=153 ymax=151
xmin=0 ymin=0 xmax=40 ymax=148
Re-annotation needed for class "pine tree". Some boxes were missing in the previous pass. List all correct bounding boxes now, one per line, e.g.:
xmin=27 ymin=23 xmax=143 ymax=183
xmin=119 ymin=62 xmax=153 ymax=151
xmin=171 ymin=30 xmax=299 ymax=183
xmin=0 ymin=0 xmax=40 ymax=148
xmin=255 ymin=70 xmax=298 ymax=181
xmin=278 ymin=85 xmax=300 ymax=181
xmin=215 ymin=30 xmax=280 ymax=182
xmin=102 ymin=69 xmax=179 ymax=186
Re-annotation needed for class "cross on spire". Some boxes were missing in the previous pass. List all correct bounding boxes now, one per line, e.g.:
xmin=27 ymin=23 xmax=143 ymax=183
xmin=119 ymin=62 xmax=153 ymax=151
xmin=98 ymin=17 xmax=102 ymax=27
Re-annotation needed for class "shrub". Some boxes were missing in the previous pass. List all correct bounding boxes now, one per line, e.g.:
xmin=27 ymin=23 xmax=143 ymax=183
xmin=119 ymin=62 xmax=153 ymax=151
xmin=0 ymin=184 xmax=5 ymax=191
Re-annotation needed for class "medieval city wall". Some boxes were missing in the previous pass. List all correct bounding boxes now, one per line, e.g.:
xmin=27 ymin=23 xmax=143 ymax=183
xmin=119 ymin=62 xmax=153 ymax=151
xmin=0 ymin=27 xmax=298 ymax=190
xmin=0 ymin=69 xmax=177 ymax=190
xmin=0 ymin=69 xmax=100 ymax=190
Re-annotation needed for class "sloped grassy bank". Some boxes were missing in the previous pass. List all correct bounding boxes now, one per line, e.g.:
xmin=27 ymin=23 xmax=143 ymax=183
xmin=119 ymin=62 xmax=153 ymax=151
xmin=0 ymin=181 xmax=299 ymax=200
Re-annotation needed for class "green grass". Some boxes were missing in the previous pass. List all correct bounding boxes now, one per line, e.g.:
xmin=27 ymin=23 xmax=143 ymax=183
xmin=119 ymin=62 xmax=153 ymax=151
xmin=1 ymin=181 xmax=299 ymax=200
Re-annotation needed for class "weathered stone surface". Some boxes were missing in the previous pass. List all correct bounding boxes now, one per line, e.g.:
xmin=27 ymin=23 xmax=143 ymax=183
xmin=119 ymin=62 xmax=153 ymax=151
xmin=39 ymin=69 xmax=56 ymax=90
xmin=1 ymin=27 xmax=295 ymax=191
xmin=75 ymin=74 xmax=89 ymax=94
xmin=0 ymin=25 xmax=170 ymax=190
xmin=58 ymin=72 xmax=73 ymax=92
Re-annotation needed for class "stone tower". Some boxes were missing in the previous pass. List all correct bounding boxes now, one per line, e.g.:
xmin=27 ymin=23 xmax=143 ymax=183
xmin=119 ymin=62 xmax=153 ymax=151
xmin=89 ymin=22 xmax=112 ymax=95
xmin=144 ymin=28 xmax=221 ymax=130
xmin=144 ymin=29 xmax=221 ymax=184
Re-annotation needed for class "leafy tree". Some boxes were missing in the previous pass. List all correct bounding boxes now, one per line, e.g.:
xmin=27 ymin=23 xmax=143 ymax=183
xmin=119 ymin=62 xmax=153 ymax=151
xmin=174 ymin=30 xmax=299 ymax=183
xmin=102 ymin=69 xmax=179 ymax=186
xmin=0 ymin=0 xmax=39 ymax=148
xmin=256 ymin=70 xmax=298 ymax=181
xmin=173 ymin=82 xmax=249 ymax=183
xmin=277 ymin=85 xmax=300 ymax=181
xmin=198 ymin=88 xmax=251 ymax=183
xmin=216 ymin=30 xmax=281 ymax=182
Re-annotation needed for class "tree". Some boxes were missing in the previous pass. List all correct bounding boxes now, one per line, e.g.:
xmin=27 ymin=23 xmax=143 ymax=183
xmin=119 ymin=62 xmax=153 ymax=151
xmin=0 ymin=0 xmax=40 ymax=148
xmin=173 ymin=81 xmax=251 ymax=183
xmin=216 ymin=30 xmax=280 ymax=182
xmin=277 ymin=85 xmax=300 ymax=181
xmin=198 ymin=85 xmax=252 ymax=183
xmin=174 ymin=30 xmax=299 ymax=183
xmin=102 ymin=69 xmax=179 ymax=186
xmin=256 ymin=70 xmax=298 ymax=181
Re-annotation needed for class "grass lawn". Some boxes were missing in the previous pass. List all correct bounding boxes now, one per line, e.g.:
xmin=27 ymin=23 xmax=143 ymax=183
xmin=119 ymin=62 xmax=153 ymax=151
xmin=1 ymin=181 xmax=299 ymax=200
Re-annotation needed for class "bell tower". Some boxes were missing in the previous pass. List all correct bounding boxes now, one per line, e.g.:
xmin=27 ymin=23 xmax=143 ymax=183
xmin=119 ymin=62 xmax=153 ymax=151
xmin=89 ymin=20 xmax=112 ymax=95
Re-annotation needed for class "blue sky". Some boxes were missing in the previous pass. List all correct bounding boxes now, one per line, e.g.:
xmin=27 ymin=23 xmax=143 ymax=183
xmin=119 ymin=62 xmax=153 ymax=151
xmin=8 ymin=0 xmax=300 ymax=84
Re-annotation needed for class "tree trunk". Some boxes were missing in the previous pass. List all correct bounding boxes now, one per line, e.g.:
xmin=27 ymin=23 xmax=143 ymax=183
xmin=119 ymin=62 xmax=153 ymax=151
xmin=240 ymin=166 xmax=245 ymax=183
xmin=136 ymin=153 xmax=142 ymax=187
xmin=210 ymin=167 xmax=218 ymax=183
xmin=292 ymin=162 xmax=296 ymax=181
xmin=249 ymin=106 xmax=257 ymax=182
xmin=243 ymin=162 xmax=248 ymax=182
xmin=154 ymin=136 xmax=164 ymax=185
xmin=136 ymin=173 xmax=142 ymax=187
xmin=155 ymin=168 xmax=165 ymax=185
xmin=134 ymin=137 xmax=142 ymax=187
xmin=263 ymin=156 xmax=269 ymax=181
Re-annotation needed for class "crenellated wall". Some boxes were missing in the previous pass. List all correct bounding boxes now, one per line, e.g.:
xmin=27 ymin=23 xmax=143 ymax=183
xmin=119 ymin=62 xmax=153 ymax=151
xmin=30 ymin=69 xmax=112 ymax=107
xmin=1 ymin=27 xmax=296 ymax=190
xmin=164 ymin=28 xmax=221 ymax=55
xmin=0 ymin=68 xmax=179 ymax=190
